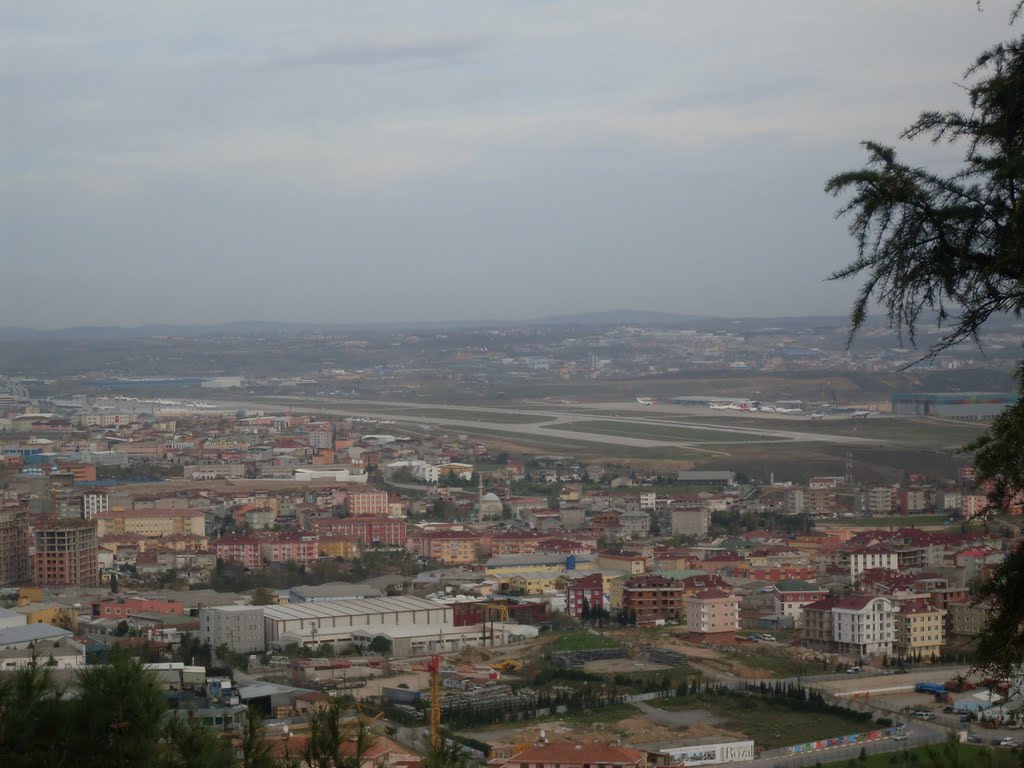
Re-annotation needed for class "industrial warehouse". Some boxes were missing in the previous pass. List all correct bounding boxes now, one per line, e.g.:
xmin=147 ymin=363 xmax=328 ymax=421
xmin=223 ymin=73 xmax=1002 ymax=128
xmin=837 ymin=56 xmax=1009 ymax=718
xmin=890 ymin=392 xmax=1017 ymax=420
xmin=200 ymin=595 xmax=537 ymax=655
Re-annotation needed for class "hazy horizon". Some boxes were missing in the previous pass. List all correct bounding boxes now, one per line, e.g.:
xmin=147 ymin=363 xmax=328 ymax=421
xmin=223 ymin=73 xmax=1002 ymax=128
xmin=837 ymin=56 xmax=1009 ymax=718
xmin=2 ymin=2 xmax=1019 ymax=328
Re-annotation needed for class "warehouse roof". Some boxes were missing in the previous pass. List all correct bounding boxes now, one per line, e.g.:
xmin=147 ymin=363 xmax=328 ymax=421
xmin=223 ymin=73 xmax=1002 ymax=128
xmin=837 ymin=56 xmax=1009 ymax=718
xmin=0 ymin=623 xmax=73 ymax=647
xmin=264 ymin=596 xmax=445 ymax=622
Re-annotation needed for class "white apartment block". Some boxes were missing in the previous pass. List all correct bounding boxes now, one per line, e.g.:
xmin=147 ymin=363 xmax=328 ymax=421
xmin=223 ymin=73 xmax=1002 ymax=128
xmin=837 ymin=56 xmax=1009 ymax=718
xmin=199 ymin=606 xmax=266 ymax=654
xmin=839 ymin=547 xmax=899 ymax=579
xmin=82 ymin=492 xmax=110 ymax=520
xmin=832 ymin=595 xmax=894 ymax=659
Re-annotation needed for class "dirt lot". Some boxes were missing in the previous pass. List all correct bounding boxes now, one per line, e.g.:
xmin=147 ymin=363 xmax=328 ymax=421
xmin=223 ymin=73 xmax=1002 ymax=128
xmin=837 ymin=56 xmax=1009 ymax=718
xmin=354 ymin=671 xmax=431 ymax=700
xmin=465 ymin=705 xmax=741 ymax=747
xmin=814 ymin=666 xmax=974 ymax=696
xmin=582 ymin=658 xmax=672 ymax=675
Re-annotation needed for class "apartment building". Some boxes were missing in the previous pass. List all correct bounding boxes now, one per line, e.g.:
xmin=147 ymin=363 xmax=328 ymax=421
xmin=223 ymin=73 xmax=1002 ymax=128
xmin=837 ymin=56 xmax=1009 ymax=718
xmin=771 ymin=581 xmax=830 ymax=628
xmin=95 ymin=508 xmax=205 ymax=538
xmin=213 ymin=535 xmax=264 ymax=568
xmin=566 ymin=573 xmax=604 ymax=619
xmin=785 ymin=486 xmax=838 ymax=516
xmin=314 ymin=516 xmax=406 ymax=546
xmin=685 ymin=588 xmax=740 ymax=640
xmin=407 ymin=531 xmax=479 ymax=565
xmin=199 ymin=605 xmax=266 ymax=654
xmin=899 ymin=487 xmax=929 ymax=515
xmin=263 ymin=533 xmax=319 ymax=565
xmin=317 ymin=535 xmax=361 ymax=560
xmin=803 ymin=594 xmax=894 ymax=660
xmin=81 ymin=491 xmax=110 ymax=520
xmin=621 ymin=574 xmax=685 ymax=623
xmin=619 ymin=510 xmax=651 ymax=538
xmin=346 ymin=491 xmax=390 ymax=517
xmin=597 ymin=550 xmax=646 ymax=575
xmin=836 ymin=546 xmax=899 ymax=579
xmin=894 ymin=601 xmax=945 ymax=661
xmin=948 ymin=601 xmax=988 ymax=640
xmin=33 ymin=519 xmax=98 ymax=587
xmin=0 ymin=509 xmax=29 ymax=587
xmin=669 ymin=506 xmax=710 ymax=538
xmin=863 ymin=486 xmax=897 ymax=515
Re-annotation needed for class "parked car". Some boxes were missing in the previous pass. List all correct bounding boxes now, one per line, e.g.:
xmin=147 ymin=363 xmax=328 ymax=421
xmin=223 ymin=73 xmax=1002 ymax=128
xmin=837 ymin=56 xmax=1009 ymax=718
xmin=998 ymin=737 xmax=1019 ymax=747
xmin=846 ymin=666 xmax=862 ymax=674
xmin=967 ymin=735 xmax=983 ymax=744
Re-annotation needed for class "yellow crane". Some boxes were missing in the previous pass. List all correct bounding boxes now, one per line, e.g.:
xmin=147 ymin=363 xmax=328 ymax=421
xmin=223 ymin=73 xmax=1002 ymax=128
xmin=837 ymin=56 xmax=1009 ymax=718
xmin=427 ymin=654 xmax=442 ymax=752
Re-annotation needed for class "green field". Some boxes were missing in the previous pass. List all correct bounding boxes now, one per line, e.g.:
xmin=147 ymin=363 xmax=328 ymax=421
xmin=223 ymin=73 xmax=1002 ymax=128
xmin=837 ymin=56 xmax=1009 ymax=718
xmin=430 ymin=425 xmax=711 ymax=461
xmin=265 ymin=398 xmax=552 ymax=424
xmin=683 ymin=414 xmax=987 ymax=447
xmin=545 ymin=419 xmax=789 ymax=444
xmin=652 ymin=693 xmax=873 ymax=750
xmin=859 ymin=743 xmax=1018 ymax=767
xmin=548 ymin=632 xmax=623 ymax=652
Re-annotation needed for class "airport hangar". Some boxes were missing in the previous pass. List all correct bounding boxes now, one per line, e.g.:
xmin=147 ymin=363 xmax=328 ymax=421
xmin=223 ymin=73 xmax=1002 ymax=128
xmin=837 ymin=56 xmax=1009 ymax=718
xmin=891 ymin=392 xmax=1017 ymax=420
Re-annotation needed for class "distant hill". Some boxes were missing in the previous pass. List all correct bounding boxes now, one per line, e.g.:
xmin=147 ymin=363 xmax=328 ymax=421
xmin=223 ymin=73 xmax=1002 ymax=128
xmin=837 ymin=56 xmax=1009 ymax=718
xmin=528 ymin=308 xmax=703 ymax=325
xmin=0 ymin=309 xmax=1015 ymax=340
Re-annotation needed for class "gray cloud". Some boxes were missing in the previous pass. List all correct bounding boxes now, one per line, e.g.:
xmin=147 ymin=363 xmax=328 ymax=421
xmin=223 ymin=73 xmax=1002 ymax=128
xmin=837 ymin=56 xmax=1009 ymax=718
xmin=255 ymin=35 xmax=489 ymax=72
xmin=1 ymin=0 xmax=1020 ymax=328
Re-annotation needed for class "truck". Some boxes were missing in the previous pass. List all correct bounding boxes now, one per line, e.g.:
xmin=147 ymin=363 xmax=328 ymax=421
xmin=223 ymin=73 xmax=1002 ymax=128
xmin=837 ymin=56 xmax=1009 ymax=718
xmin=953 ymin=700 xmax=992 ymax=714
xmin=915 ymin=682 xmax=947 ymax=695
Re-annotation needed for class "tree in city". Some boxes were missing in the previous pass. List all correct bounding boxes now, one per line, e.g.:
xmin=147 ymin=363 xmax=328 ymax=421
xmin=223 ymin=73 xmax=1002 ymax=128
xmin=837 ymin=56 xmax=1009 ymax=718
xmin=251 ymin=586 xmax=275 ymax=606
xmin=109 ymin=573 xmax=119 ymax=594
xmin=367 ymin=635 xmax=392 ymax=656
xmin=826 ymin=18 xmax=1024 ymax=688
xmin=71 ymin=649 xmax=169 ymax=768
xmin=303 ymin=698 xmax=375 ymax=768
xmin=238 ymin=709 xmax=276 ymax=768
xmin=421 ymin=737 xmax=483 ymax=768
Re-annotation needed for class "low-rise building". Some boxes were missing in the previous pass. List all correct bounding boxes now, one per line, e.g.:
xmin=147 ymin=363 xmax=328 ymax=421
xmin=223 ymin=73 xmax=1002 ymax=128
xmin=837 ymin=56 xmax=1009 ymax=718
xmin=263 ymin=596 xmax=451 ymax=649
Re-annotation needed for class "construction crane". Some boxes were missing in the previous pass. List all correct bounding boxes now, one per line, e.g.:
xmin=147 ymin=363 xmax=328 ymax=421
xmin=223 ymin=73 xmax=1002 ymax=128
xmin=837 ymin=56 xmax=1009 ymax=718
xmin=478 ymin=603 xmax=511 ymax=646
xmin=427 ymin=654 xmax=442 ymax=752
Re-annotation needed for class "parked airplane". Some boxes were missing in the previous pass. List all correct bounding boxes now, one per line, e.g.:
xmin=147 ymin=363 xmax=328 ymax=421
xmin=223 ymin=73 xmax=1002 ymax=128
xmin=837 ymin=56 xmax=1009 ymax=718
xmin=775 ymin=407 xmax=804 ymax=414
xmin=850 ymin=411 xmax=871 ymax=419
xmin=636 ymin=397 xmax=656 ymax=405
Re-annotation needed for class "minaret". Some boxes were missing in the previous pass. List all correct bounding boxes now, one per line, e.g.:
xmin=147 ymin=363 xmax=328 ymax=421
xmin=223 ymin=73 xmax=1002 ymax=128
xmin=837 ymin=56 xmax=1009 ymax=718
xmin=478 ymin=472 xmax=484 ymax=512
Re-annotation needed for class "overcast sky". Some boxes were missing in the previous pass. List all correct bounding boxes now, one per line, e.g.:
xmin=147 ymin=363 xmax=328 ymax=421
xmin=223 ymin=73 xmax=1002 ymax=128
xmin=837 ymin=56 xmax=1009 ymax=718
xmin=1 ymin=1 xmax=1019 ymax=328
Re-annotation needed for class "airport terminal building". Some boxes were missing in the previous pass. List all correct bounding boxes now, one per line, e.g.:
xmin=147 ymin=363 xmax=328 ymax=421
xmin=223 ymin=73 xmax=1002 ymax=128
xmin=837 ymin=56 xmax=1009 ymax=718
xmin=891 ymin=392 xmax=1017 ymax=420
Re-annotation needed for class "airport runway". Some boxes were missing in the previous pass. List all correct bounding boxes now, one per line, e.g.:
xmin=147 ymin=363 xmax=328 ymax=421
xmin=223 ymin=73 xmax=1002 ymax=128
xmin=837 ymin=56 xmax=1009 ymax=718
xmin=211 ymin=395 xmax=882 ymax=451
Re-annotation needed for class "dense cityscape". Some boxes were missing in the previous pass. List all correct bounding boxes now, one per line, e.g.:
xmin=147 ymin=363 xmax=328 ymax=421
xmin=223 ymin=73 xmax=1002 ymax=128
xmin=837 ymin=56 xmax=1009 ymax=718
xmin=0 ymin=312 xmax=1022 ymax=766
